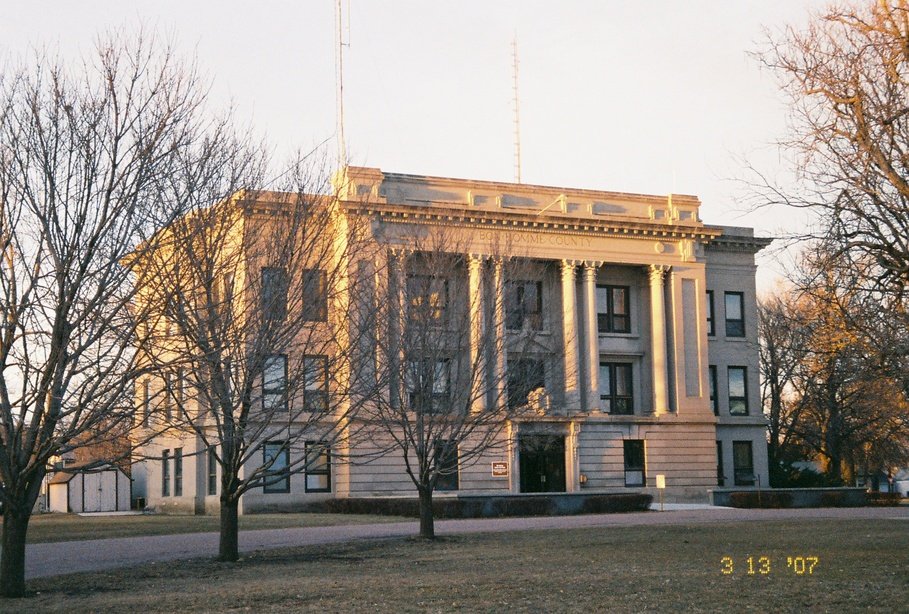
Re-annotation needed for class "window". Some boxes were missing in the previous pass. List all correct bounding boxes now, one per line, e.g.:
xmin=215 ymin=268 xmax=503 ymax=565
xmin=302 ymin=269 xmax=327 ymax=321
xmin=505 ymin=280 xmax=543 ymax=330
xmin=709 ymin=365 xmax=718 ymax=415
xmin=261 ymin=267 xmax=289 ymax=321
xmin=706 ymin=290 xmax=715 ymax=336
xmin=263 ymin=441 xmax=290 ymax=493
xmin=597 ymin=285 xmax=630 ymax=334
xmin=304 ymin=442 xmax=331 ymax=493
xmin=142 ymin=379 xmax=151 ymax=427
xmin=733 ymin=441 xmax=754 ymax=486
xmin=223 ymin=273 xmax=235 ymax=305
xmin=263 ymin=354 xmax=288 ymax=411
xmin=303 ymin=355 xmax=328 ymax=412
xmin=406 ymin=359 xmax=451 ymax=413
xmin=175 ymin=367 xmax=185 ymax=412
xmin=407 ymin=275 xmax=448 ymax=326
xmin=434 ymin=440 xmax=459 ymax=491
xmin=174 ymin=447 xmax=183 ymax=497
xmin=163 ymin=372 xmax=173 ymax=422
xmin=716 ymin=441 xmax=725 ymax=486
xmin=162 ymin=449 xmax=170 ymax=497
xmin=724 ymin=292 xmax=745 ymax=337
xmin=599 ymin=362 xmax=633 ymax=415
xmin=727 ymin=367 xmax=748 ymax=415
xmin=207 ymin=447 xmax=218 ymax=496
xmin=623 ymin=440 xmax=646 ymax=487
xmin=507 ymin=359 xmax=545 ymax=409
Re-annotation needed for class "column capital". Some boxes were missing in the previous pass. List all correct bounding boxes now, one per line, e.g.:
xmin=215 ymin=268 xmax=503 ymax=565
xmin=648 ymin=264 xmax=670 ymax=283
xmin=560 ymin=259 xmax=581 ymax=276
xmin=467 ymin=253 xmax=488 ymax=267
xmin=582 ymin=261 xmax=601 ymax=282
xmin=389 ymin=247 xmax=413 ymax=261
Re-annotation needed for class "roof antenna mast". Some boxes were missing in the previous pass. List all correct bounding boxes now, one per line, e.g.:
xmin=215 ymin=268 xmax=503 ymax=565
xmin=511 ymin=34 xmax=522 ymax=184
xmin=335 ymin=0 xmax=348 ymax=169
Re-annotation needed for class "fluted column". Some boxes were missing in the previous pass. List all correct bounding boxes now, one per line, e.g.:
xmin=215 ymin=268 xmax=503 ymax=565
xmin=561 ymin=260 xmax=581 ymax=410
xmin=467 ymin=254 xmax=487 ymax=413
xmin=649 ymin=264 xmax=670 ymax=415
xmin=582 ymin=262 xmax=601 ymax=411
xmin=492 ymin=258 xmax=507 ymax=412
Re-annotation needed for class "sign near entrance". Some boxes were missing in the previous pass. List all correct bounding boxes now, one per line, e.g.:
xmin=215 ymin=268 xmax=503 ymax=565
xmin=492 ymin=461 xmax=509 ymax=477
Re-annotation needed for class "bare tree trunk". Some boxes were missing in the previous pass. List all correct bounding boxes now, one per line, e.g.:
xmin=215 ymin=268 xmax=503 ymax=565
xmin=418 ymin=486 xmax=435 ymax=539
xmin=1 ymin=505 xmax=31 ymax=598
xmin=219 ymin=496 xmax=240 ymax=562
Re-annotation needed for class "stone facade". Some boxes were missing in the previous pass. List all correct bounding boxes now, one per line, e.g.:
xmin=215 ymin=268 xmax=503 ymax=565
xmin=133 ymin=167 xmax=771 ymax=512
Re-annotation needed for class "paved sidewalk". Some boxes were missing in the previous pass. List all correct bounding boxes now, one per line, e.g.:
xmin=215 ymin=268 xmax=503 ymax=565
xmin=24 ymin=505 xmax=908 ymax=580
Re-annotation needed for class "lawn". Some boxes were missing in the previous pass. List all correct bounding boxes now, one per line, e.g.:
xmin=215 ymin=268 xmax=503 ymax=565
xmin=11 ymin=512 xmax=407 ymax=544
xmin=9 ymin=518 xmax=908 ymax=612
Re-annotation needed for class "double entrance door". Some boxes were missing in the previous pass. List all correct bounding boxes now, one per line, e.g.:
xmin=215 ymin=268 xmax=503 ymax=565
xmin=519 ymin=434 xmax=566 ymax=493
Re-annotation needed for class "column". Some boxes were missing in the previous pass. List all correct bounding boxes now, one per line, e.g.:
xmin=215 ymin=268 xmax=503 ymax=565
xmin=560 ymin=260 xmax=581 ymax=410
xmin=467 ymin=254 xmax=487 ymax=412
xmin=390 ymin=249 xmax=408 ymax=410
xmin=581 ymin=262 xmax=600 ymax=411
xmin=492 ymin=258 xmax=507 ymax=412
xmin=649 ymin=264 xmax=669 ymax=415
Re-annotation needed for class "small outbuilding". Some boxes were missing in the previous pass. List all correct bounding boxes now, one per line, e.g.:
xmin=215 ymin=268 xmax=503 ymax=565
xmin=48 ymin=463 xmax=131 ymax=513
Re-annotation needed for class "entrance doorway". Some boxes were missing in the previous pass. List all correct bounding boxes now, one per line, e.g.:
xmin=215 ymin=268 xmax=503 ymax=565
xmin=519 ymin=434 xmax=566 ymax=493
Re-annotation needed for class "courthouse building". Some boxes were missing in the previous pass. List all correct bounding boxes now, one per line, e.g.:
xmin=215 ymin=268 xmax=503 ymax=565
xmin=133 ymin=167 xmax=770 ymax=511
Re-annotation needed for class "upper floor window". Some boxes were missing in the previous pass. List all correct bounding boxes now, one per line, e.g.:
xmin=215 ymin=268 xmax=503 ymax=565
xmin=305 ymin=442 xmax=331 ymax=493
xmin=407 ymin=275 xmax=448 ymax=326
xmin=142 ymin=379 xmax=151 ymax=427
xmin=597 ymin=285 xmax=630 ymax=334
xmin=507 ymin=358 xmax=546 ymax=409
xmin=263 ymin=354 xmax=288 ymax=412
xmin=163 ymin=372 xmax=173 ymax=422
xmin=303 ymin=355 xmax=328 ymax=412
xmin=709 ymin=365 xmax=718 ymax=416
xmin=261 ymin=267 xmax=288 ymax=321
xmin=302 ymin=269 xmax=327 ymax=322
xmin=505 ymin=280 xmax=543 ymax=331
xmin=263 ymin=441 xmax=290 ymax=493
xmin=724 ymin=292 xmax=745 ymax=337
xmin=406 ymin=359 xmax=450 ymax=413
xmin=599 ymin=362 xmax=633 ymax=414
xmin=434 ymin=439 xmax=459 ymax=491
xmin=706 ymin=290 xmax=715 ymax=336
xmin=727 ymin=366 xmax=748 ymax=415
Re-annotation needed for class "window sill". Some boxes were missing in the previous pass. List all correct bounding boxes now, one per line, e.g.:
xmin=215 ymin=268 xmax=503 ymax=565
xmin=598 ymin=333 xmax=639 ymax=340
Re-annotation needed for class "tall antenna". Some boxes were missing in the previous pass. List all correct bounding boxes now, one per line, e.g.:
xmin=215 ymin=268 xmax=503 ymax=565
xmin=511 ymin=34 xmax=522 ymax=184
xmin=335 ymin=0 xmax=347 ymax=169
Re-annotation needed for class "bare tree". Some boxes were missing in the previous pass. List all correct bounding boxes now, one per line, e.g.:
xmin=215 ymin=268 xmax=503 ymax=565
xmin=133 ymin=166 xmax=376 ymax=561
xmin=759 ymin=1 xmax=909 ymax=289
xmin=361 ymin=232 xmax=545 ymax=538
xmin=0 ymin=32 xmax=243 ymax=597
xmin=758 ymin=292 xmax=811 ymax=477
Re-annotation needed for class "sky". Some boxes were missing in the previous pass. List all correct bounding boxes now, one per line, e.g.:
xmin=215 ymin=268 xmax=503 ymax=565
xmin=1 ymin=1 xmax=828 ymax=291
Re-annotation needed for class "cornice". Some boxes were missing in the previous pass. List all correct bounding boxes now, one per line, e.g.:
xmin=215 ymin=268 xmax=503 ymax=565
xmin=344 ymin=201 xmax=722 ymax=243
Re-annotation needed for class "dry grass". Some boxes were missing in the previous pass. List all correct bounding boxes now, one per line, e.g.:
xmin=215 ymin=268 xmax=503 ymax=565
xmin=9 ymin=518 xmax=908 ymax=612
xmin=15 ymin=512 xmax=407 ymax=544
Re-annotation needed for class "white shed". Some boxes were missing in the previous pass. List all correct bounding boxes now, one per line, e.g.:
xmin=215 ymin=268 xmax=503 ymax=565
xmin=48 ymin=464 xmax=131 ymax=513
